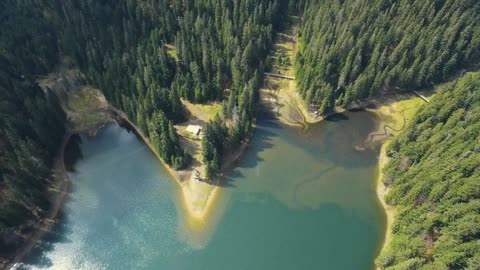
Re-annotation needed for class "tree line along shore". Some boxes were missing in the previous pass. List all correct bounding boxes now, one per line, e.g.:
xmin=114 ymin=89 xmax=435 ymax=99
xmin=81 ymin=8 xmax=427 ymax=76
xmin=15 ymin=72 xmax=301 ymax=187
xmin=1 ymin=0 xmax=480 ymax=269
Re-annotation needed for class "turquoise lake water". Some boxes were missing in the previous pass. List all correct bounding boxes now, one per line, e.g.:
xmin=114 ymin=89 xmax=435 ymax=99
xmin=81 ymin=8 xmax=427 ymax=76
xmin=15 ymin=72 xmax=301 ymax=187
xmin=18 ymin=111 xmax=385 ymax=270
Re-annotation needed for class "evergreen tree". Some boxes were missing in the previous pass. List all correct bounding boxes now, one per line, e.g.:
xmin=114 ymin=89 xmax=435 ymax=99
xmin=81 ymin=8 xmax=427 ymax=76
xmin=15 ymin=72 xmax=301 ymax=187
xmin=296 ymin=0 xmax=480 ymax=113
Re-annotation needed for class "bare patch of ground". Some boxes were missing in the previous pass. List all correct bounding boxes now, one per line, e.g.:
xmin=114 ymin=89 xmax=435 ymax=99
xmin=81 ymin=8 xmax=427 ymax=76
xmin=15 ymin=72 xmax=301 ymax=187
xmin=37 ymin=57 xmax=113 ymax=135
xmin=369 ymin=91 xmax=435 ymax=269
xmin=63 ymin=87 xmax=113 ymax=134
xmin=181 ymin=100 xmax=223 ymax=123
xmin=361 ymin=91 xmax=434 ymax=148
xmin=261 ymin=18 xmax=321 ymax=127
xmin=3 ymin=59 xmax=117 ymax=269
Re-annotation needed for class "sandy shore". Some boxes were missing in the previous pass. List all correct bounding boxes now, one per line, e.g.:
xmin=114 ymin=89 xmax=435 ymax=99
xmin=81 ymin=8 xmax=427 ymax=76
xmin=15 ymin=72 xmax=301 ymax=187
xmin=111 ymin=110 xmax=202 ymax=213
xmin=261 ymin=79 xmax=322 ymax=128
xmin=262 ymin=17 xmax=433 ymax=270
xmin=260 ymin=19 xmax=323 ymax=128
xmin=5 ymin=28 xmax=433 ymax=269
xmin=4 ymin=107 xmax=228 ymax=269
xmin=367 ymin=94 xmax=430 ymax=269
xmin=114 ymin=108 xmax=250 ymax=223
xmin=375 ymin=142 xmax=395 ymax=260
xmin=261 ymin=21 xmax=410 ymax=264
xmin=2 ymin=59 xmax=249 ymax=268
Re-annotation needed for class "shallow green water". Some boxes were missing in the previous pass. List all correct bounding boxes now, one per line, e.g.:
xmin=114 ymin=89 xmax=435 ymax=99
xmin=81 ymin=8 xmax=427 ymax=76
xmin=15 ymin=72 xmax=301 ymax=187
xmin=18 ymin=111 xmax=385 ymax=270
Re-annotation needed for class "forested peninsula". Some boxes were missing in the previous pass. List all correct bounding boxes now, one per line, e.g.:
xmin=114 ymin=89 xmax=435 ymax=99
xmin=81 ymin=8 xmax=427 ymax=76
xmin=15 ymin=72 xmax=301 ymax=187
xmin=1 ymin=0 xmax=480 ymax=269
xmin=1 ymin=0 xmax=293 ymax=265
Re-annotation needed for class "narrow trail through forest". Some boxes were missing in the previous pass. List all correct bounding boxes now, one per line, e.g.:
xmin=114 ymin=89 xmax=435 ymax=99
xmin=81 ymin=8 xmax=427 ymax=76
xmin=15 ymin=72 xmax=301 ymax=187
xmin=6 ymin=133 xmax=71 ymax=270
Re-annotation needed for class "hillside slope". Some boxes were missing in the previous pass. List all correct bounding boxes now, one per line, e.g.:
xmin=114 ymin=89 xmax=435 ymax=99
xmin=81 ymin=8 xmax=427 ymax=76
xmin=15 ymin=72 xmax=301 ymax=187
xmin=377 ymin=72 xmax=480 ymax=269
xmin=296 ymin=0 xmax=480 ymax=114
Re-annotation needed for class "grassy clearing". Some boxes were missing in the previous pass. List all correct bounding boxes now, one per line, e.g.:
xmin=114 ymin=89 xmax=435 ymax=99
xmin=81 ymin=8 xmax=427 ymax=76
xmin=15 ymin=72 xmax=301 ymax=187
xmin=181 ymin=99 xmax=223 ymax=122
xmin=372 ymin=93 xmax=434 ymax=136
xmin=179 ymin=99 xmax=222 ymax=161
xmin=67 ymin=87 xmax=106 ymax=112
xmin=64 ymin=87 xmax=111 ymax=133
xmin=269 ymin=28 xmax=296 ymax=76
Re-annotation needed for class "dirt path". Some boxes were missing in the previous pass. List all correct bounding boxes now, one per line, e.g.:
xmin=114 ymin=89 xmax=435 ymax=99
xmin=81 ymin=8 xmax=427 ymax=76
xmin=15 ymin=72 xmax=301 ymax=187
xmin=3 ymin=133 xmax=71 ymax=270
xmin=2 ymin=63 xmax=114 ymax=269
xmin=261 ymin=17 xmax=322 ymax=127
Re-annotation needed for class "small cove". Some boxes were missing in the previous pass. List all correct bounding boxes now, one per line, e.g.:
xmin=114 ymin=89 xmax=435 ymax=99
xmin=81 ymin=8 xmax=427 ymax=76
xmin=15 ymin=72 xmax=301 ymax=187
xmin=16 ymin=111 xmax=386 ymax=270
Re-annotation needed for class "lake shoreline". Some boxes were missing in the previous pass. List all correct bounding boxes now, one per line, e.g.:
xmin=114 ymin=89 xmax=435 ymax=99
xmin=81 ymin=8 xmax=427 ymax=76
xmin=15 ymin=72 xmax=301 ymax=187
xmin=5 ymin=62 xmax=427 ymax=270
xmin=113 ymin=107 xmax=251 ymax=222
xmin=2 ymin=133 xmax=72 ymax=270
xmin=373 ymin=142 xmax=395 ymax=269
xmin=366 ymin=94 xmax=430 ymax=269
xmin=4 ymin=94 xmax=418 ymax=270
xmin=255 ymin=62 xmax=426 ymax=270
xmin=1 ymin=83 xmax=118 ymax=269
xmin=3 ymin=105 xmax=245 ymax=269
xmin=112 ymin=109 xmax=211 ymax=219
xmin=261 ymin=91 xmax=417 ymax=270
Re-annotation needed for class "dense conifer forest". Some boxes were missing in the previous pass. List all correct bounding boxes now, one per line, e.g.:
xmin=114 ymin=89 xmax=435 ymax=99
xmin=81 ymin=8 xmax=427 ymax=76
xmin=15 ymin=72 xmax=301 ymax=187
xmin=0 ymin=68 xmax=66 ymax=232
xmin=52 ymin=0 xmax=290 ymax=176
xmin=296 ymin=0 xmax=480 ymax=114
xmin=377 ymin=72 xmax=480 ymax=269
xmin=1 ymin=0 xmax=480 ymax=268
xmin=295 ymin=1 xmax=480 ymax=268
xmin=0 ymin=0 xmax=66 ymax=237
xmin=0 ymin=0 xmax=290 ymax=244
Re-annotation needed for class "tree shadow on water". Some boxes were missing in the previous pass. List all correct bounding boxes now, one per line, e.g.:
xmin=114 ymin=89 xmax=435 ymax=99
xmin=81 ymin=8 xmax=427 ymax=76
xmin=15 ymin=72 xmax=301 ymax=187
xmin=216 ymin=169 xmax=244 ymax=188
xmin=218 ymin=117 xmax=281 ymax=188
xmin=64 ymin=134 xmax=84 ymax=173
xmin=324 ymin=109 xmax=368 ymax=122
xmin=238 ymin=118 xmax=281 ymax=170
xmin=325 ymin=113 xmax=350 ymax=122
xmin=19 ymin=210 xmax=73 ymax=269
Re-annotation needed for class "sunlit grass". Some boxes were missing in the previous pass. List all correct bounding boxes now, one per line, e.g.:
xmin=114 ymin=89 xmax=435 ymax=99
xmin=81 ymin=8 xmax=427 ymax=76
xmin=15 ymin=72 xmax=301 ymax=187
xmin=65 ymin=87 xmax=110 ymax=133
xmin=182 ymin=100 xmax=223 ymax=122
xmin=68 ymin=87 xmax=105 ymax=112
xmin=374 ymin=94 xmax=432 ymax=135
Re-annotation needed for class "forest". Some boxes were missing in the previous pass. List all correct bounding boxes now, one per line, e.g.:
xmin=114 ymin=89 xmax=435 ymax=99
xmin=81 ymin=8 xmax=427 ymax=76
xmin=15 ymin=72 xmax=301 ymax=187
xmin=0 ymin=0 xmax=290 ymax=248
xmin=1 ymin=0 xmax=480 ymax=268
xmin=296 ymin=0 xmax=480 ymax=114
xmin=57 ymin=0 xmax=290 ymax=176
xmin=0 ymin=0 xmax=67 ymax=245
xmin=0 ymin=67 xmax=66 ymax=234
xmin=294 ymin=0 xmax=480 ymax=268
xmin=377 ymin=72 xmax=480 ymax=269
